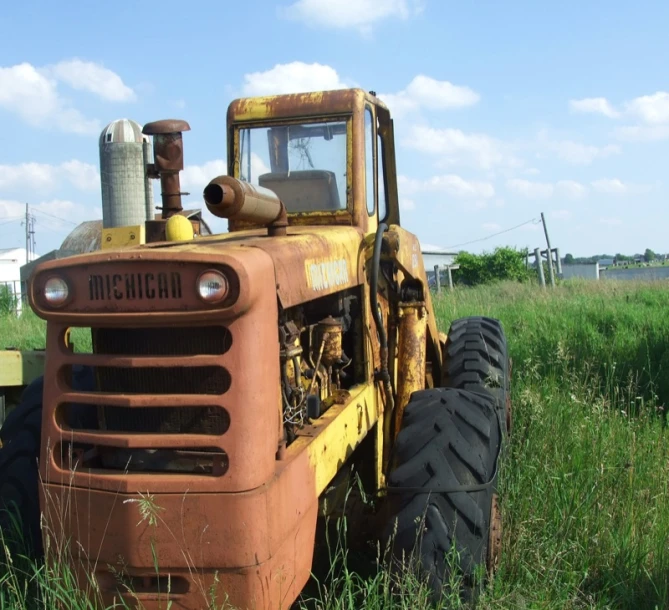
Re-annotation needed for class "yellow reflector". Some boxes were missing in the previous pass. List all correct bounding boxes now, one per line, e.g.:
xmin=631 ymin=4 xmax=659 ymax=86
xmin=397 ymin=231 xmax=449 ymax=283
xmin=166 ymin=215 xmax=194 ymax=242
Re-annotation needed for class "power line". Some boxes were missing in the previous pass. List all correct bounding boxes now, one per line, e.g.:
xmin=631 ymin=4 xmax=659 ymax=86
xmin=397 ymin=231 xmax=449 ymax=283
xmin=31 ymin=208 xmax=78 ymax=226
xmin=0 ymin=217 xmax=23 ymax=228
xmin=445 ymin=218 xmax=541 ymax=250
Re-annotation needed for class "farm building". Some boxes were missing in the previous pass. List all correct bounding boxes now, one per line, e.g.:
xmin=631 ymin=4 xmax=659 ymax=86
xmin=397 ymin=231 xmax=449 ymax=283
xmin=0 ymin=248 xmax=40 ymax=313
xmin=422 ymin=246 xmax=458 ymax=272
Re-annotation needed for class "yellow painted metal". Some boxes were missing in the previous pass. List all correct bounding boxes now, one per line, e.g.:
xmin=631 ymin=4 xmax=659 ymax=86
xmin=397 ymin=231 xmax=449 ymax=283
xmin=0 ymin=350 xmax=45 ymax=387
xmin=101 ymin=224 xmax=145 ymax=250
xmin=394 ymin=301 xmax=428 ymax=441
xmin=290 ymin=382 xmax=379 ymax=497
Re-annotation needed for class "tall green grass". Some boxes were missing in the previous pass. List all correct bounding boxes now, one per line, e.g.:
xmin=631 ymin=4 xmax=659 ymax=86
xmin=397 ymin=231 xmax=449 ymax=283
xmin=2 ymin=278 xmax=669 ymax=609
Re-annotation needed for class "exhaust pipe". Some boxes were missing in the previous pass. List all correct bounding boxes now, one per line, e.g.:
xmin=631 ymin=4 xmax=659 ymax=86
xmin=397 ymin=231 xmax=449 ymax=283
xmin=204 ymin=175 xmax=288 ymax=236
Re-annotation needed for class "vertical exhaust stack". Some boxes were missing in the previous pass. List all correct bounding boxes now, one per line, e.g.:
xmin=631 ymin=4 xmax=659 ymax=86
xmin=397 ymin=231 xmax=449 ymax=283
xmin=142 ymin=119 xmax=192 ymax=243
xmin=142 ymin=120 xmax=191 ymax=219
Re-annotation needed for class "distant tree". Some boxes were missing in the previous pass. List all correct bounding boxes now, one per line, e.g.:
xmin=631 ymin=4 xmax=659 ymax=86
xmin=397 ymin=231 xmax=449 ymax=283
xmin=453 ymin=246 xmax=532 ymax=286
xmin=644 ymin=248 xmax=656 ymax=262
xmin=564 ymin=253 xmax=575 ymax=264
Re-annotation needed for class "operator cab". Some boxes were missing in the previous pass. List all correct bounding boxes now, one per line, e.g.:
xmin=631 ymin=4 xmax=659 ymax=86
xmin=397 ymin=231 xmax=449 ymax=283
xmin=226 ymin=88 xmax=400 ymax=235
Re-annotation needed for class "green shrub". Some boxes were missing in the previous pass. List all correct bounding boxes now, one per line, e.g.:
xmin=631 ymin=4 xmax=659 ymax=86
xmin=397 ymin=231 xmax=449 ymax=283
xmin=452 ymin=246 xmax=532 ymax=286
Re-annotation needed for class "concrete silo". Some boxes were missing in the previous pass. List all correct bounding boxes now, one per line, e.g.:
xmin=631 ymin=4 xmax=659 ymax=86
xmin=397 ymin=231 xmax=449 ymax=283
xmin=99 ymin=119 xmax=155 ymax=228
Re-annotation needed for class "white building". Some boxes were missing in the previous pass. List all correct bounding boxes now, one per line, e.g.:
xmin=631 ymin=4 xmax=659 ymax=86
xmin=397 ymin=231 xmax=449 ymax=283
xmin=0 ymin=248 xmax=40 ymax=314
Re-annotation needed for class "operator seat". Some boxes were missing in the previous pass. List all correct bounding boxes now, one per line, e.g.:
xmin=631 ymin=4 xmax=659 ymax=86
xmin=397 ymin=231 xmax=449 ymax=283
xmin=258 ymin=170 xmax=342 ymax=213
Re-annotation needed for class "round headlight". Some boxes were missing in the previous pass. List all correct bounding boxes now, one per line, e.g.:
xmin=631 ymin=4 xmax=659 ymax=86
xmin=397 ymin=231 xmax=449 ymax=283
xmin=197 ymin=270 xmax=229 ymax=303
xmin=44 ymin=277 xmax=69 ymax=306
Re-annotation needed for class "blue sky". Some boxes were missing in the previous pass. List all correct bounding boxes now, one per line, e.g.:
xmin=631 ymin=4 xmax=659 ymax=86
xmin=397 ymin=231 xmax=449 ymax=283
xmin=1 ymin=0 xmax=668 ymax=257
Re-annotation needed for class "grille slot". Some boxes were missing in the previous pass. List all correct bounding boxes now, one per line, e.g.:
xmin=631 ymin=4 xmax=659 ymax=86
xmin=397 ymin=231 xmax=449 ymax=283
xmin=92 ymin=326 xmax=232 ymax=356
xmin=94 ymin=366 xmax=230 ymax=395
xmin=98 ymin=405 xmax=230 ymax=435
xmin=88 ymin=326 xmax=231 ymax=436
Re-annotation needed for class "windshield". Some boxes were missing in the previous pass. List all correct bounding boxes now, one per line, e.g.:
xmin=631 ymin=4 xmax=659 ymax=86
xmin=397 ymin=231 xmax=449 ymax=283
xmin=238 ymin=119 xmax=348 ymax=213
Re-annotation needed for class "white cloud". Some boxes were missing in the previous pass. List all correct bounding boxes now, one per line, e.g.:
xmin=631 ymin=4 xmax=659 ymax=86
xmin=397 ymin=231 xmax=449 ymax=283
xmin=536 ymin=130 xmax=621 ymax=165
xmin=482 ymin=222 xmax=501 ymax=232
xmin=403 ymin=125 xmax=522 ymax=170
xmin=590 ymin=178 xmax=652 ymax=196
xmin=599 ymin=216 xmax=623 ymax=227
xmin=569 ymin=97 xmax=620 ymax=119
xmin=399 ymin=174 xmax=495 ymax=199
xmin=280 ymin=0 xmax=422 ymax=33
xmin=551 ymin=209 xmax=572 ymax=220
xmin=0 ymin=61 xmax=115 ymax=135
xmin=506 ymin=178 xmax=554 ymax=199
xmin=549 ymin=140 xmax=620 ymax=165
xmin=625 ymin=92 xmax=669 ymax=125
xmin=507 ymin=178 xmax=588 ymax=200
xmin=182 ymin=160 xmax=227 ymax=190
xmin=614 ymin=125 xmax=669 ymax=141
xmin=0 ymin=160 xmax=100 ymax=192
xmin=555 ymin=180 xmax=588 ymax=199
xmin=242 ymin=62 xmax=348 ymax=96
xmin=571 ymin=91 xmax=669 ymax=141
xmin=379 ymin=75 xmax=479 ymax=117
xmin=400 ymin=198 xmax=416 ymax=211
xmin=48 ymin=59 xmax=135 ymax=102
xmin=591 ymin=178 xmax=628 ymax=195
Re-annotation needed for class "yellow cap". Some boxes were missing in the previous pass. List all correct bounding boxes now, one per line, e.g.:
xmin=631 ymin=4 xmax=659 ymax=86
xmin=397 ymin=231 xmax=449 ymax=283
xmin=165 ymin=215 xmax=194 ymax=242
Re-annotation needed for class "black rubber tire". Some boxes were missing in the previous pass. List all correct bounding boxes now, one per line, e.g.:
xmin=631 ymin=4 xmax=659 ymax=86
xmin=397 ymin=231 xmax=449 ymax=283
xmin=0 ymin=378 xmax=44 ymax=560
xmin=442 ymin=316 xmax=511 ymax=435
xmin=384 ymin=387 xmax=502 ymax=605
xmin=0 ymin=366 xmax=95 ymax=561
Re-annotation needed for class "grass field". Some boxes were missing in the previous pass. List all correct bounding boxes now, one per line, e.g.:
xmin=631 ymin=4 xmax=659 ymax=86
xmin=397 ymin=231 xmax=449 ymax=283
xmin=2 ymin=278 xmax=669 ymax=609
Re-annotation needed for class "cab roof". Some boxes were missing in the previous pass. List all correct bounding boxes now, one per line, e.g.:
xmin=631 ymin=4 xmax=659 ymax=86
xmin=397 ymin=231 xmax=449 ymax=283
xmin=227 ymin=88 xmax=388 ymax=124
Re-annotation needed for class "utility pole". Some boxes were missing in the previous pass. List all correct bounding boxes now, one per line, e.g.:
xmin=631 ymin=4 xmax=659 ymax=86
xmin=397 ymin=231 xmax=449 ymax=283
xmin=540 ymin=212 xmax=555 ymax=287
xmin=23 ymin=203 xmax=36 ymax=264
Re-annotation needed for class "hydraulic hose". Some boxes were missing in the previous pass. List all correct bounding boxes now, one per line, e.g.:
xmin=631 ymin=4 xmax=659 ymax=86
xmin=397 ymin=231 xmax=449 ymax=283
xmin=370 ymin=222 xmax=395 ymax=430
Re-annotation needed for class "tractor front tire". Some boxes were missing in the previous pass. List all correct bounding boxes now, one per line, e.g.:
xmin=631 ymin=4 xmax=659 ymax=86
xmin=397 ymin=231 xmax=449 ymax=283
xmin=384 ymin=387 xmax=502 ymax=605
xmin=442 ymin=316 xmax=512 ymax=435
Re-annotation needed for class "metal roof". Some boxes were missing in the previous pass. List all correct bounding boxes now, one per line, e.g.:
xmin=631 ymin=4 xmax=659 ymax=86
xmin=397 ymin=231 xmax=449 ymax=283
xmin=60 ymin=220 xmax=102 ymax=254
xmin=99 ymin=119 xmax=146 ymax=145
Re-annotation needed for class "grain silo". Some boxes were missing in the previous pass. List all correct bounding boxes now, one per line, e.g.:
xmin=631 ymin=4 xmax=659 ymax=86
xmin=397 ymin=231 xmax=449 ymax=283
xmin=99 ymin=119 xmax=154 ymax=228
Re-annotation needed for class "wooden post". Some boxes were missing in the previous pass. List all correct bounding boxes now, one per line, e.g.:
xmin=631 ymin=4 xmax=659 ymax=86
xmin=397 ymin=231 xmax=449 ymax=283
xmin=540 ymin=212 xmax=555 ymax=287
xmin=554 ymin=248 xmax=562 ymax=275
xmin=447 ymin=265 xmax=453 ymax=290
xmin=534 ymin=247 xmax=546 ymax=287
xmin=434 ymin=265 xmax=441 ymax=293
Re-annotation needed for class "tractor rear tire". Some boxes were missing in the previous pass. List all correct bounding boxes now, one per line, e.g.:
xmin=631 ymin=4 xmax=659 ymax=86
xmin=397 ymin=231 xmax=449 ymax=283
xmin=442 ymin=316 xmax=512 ymax=435
xmin=383 ymin=387 xmax=502 ymax=605
xmin=0 ymin=366 xmax=95 ymax=561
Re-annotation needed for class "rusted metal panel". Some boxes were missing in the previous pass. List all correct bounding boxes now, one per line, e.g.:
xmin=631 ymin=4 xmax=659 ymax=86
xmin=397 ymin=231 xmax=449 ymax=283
xmin=394 ymin=301 xmax=428 ymax=438
xmin=29 ymin=226 xmax=366 ymax=321
xmin=39 ymin=366 xmax=377 ymax=610
xmin=383 ymin=224 xmax=443 ymax=375
xmin=227 ymin=88 xmax=385 ymax=124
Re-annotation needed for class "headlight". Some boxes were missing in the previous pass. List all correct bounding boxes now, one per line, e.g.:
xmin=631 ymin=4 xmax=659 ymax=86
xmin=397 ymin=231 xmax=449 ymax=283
xmin=44 ymin=277 xmax=69 ymax=306
xmin=197 ymin=270 xmax=229 ymax=303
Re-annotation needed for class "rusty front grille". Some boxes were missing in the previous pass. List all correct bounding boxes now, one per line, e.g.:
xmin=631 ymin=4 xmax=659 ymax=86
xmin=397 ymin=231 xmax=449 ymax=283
xmin=90 ymin=326 xmax=231 ymax=436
